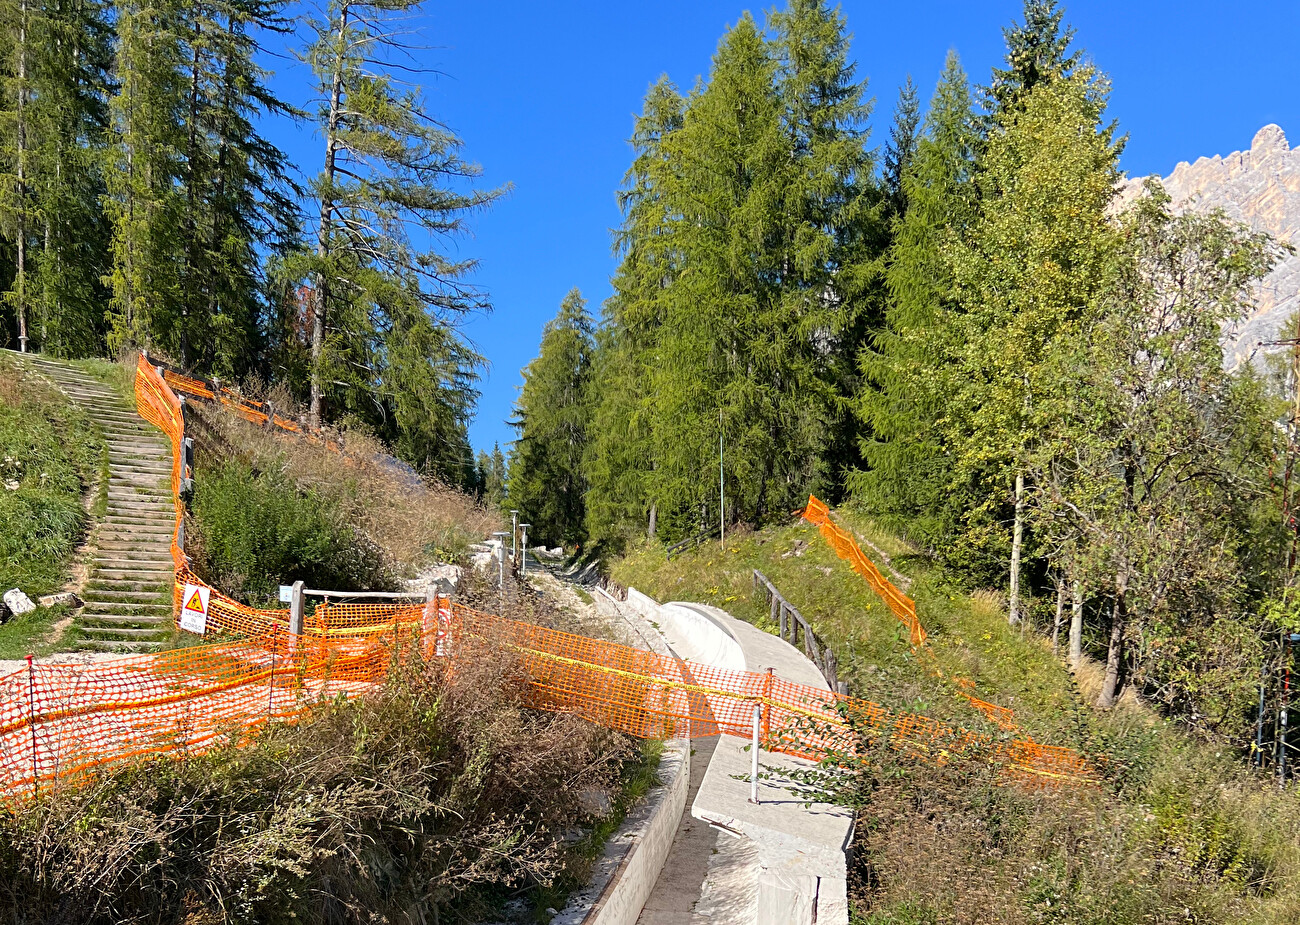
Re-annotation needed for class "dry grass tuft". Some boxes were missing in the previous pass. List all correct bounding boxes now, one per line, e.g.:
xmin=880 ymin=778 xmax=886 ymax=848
xmin=199 ymin=404 xmax=499 ymax=570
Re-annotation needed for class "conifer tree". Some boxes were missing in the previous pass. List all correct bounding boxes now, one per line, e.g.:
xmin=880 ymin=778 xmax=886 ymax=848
xmin=769 ymin=0 xmax=881 ymax=501
xmin=985 ymin=0 xmax=1083 ymax=118
xmin=299 ymin=0 xmax=500 ymax=483
xmin=646 ymin=13 xmax=791 ymax=532
xmin=882 ymin=74 xmax=919 ymax=218
xmin=508 ymin=289 xmax=594 ymax=546
xmin=585 ymin=77 xmax=683 ymax=547
xmin=30 ymin=0 xmax=114 ymax=357
xmin=851 ymin=51 xmax=978 ymax=547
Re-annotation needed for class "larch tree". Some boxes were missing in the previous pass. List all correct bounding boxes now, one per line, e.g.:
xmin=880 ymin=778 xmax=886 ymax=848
xmin=508 ymin=289 xmax=595 ymax=547
xmin=584 ymin=76 xmax=684 ymax=549
xmin=300 ymin=0 xmax=500 ymax=485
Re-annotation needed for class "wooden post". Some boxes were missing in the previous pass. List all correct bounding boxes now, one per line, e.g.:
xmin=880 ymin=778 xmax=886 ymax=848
xmin=824 ymin=648 xmax=837 ymax=690
xmin=776 ymin=598 xmax=785 ymax=638
xmin=289 ymin=580 xmax=305 ymax=636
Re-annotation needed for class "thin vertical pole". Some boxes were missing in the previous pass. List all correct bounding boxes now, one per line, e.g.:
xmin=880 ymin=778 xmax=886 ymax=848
xmin=26 ymin=654 xmax=37 ymax=799
xmin=749 ymin=703 xmax=760 ymax=804
xmin=719 ymin=409 xmax=725 ymax=549
xmin=1255 ymin=661 xmax=1269 ymax=769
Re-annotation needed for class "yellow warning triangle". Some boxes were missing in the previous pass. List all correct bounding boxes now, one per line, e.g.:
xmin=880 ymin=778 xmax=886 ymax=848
xmin=184 ymin=589 xmax=205 ymax=613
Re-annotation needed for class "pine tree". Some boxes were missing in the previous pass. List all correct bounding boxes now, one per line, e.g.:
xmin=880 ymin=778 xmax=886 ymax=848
xmin=508 ymin=289 xmax=594 ymax=546
xmin=851 ymin=51 xmax=978 ymax=547
xmin=882 ymin=74 xmax=919 ymax=219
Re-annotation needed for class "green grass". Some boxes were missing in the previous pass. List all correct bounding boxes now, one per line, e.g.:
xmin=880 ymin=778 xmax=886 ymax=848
xmin=611 ymin=512 xmax=1300 ymax=925
xmin=0 ymin=356 xmax=103 ymax=657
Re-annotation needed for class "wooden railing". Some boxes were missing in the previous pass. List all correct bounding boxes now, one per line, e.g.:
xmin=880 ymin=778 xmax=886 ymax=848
xmin=752 ymin=569 xmax=847 ymax=695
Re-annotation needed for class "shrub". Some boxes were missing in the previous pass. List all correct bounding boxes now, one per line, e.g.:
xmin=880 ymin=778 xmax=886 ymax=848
xmin=0 ymin=632 xmax=639 ymax=924
xmin=190 ymin=459 xmax=393 ymax=605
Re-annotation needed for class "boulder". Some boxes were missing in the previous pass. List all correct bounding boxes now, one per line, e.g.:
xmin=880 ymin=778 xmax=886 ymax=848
xmin=3 ymin=589 xmax=36 ymax=616
xmin=405 ymin=563 xmax=463 ymax=597
xmin=38 ymin=591 xmax=82 ymax=609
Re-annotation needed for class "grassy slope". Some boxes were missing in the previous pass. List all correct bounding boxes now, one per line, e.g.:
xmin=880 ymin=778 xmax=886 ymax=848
xmin=612 ymin=512 xmax=1300 ymax=925
xmin=0 ymin=357 xmax=104 ymax=658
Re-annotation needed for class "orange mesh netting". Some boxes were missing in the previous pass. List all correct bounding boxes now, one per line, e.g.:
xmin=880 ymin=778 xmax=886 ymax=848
xmin=0 ymin=360 xmax=1099 ymax=802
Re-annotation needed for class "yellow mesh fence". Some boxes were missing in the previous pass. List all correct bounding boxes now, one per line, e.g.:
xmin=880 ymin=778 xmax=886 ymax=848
xmin=0 ymin=361 xmax=1100 ymax=802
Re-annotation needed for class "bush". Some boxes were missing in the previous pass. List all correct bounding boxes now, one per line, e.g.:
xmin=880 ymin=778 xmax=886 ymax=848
xmin=190 ymin=459 xmax=393 ymax=605
xmin=0 ymin=634 xmax=639 ymax=924
xmin=0 ymin=357 xmax=102 ymax=595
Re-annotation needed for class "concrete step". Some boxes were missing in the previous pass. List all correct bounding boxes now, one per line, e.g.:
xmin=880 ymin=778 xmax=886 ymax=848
xmin=83 ymin=588 xmax=171 ymax=603
xmin=81 ymin=613 xmax=170 ymax=627
xmin=92 ymin=566 xmax=174 ymax=580
xmin=86 ymin=577 xmax=170 ymax=592
xmin=102 ymin=515 xmax=175 ymax=528
xmin=80 ymin=639 xmax=164 ymax=653
xmin=79 ymin=601 xmax=172 ymax=616
xmin=80 ymin=625 xmax=171 ymax=640
xmin=96 ymin=558 xmax=176 ymax=571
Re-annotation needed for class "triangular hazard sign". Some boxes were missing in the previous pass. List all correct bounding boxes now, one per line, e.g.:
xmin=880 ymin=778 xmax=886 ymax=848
xmin=184 ymin=589 xmax=206 ymax=613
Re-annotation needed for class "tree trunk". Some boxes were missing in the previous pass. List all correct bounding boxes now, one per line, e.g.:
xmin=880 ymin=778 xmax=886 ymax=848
xmin=1008 ymin=470 xmax=1025 ymax=625
xmin=1051 ymin=576 xmax=1065 ymax=655
xmin=310 ymin=3 xmax=349 ymax=429
xmin=647 ymin=501 xmax=657 ymax=540
xmin=15 ymin=0 xmax=28 ymax=352
xmin=1097 ymin=570 xmax=1127 ymax=708
xmin=1069 ymin=579 xmax=1083 ymax=669
xmin=181 ymin=17 xmax=204 ymax=366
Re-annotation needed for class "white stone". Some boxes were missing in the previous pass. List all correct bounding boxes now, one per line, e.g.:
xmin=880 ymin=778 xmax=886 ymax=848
xmin=3 ymin=480 xmax=18 ymax=491
xmin=406 ymin=563 xmax=462 ymax=597
xmin=3 ymin=589 xmax=36 ymax=616
xmin=38 ymin=592 xmax=81 ymax=609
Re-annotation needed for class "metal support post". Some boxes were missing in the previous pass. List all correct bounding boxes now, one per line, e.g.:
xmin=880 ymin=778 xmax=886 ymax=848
xmin=749 ymin=702 xmax=761 ymax=804
xmin=519 ymin=524 xmax=530 ymax=575
xmin=511 ymin=510 xmax=519 ymax=562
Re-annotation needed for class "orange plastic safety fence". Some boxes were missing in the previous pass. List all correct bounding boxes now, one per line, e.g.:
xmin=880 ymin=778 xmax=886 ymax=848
xmin=0 ymin=361 xmax=1090 ymax=803
xmin=0 ymin=598 xmax=1098 ymax=801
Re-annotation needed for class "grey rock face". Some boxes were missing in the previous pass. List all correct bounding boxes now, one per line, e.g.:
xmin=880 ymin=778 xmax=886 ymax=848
xmin=1118 ymin=124 xmax=1300 ymax=369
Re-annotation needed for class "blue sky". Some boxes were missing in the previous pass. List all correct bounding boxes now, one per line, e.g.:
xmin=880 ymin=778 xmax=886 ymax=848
xmin=263 ymin=1 xmax=1300 ymax=455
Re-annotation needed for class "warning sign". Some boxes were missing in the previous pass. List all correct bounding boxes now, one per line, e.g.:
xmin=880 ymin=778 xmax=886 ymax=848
xmin=180 ymin=583 xmax=210 ymax=635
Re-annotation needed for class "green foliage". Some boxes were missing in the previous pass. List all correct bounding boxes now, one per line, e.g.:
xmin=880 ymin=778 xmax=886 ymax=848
xmin=508 ymin=288 xmax=594 ymax=546
xmin=851 ymin=51 xmax=978 ymax=551
xmin=190 ymin=458 xmax=391 ymax=605
xmin=0 ymin=356 xmax=101 ymax=596
xmin=582 ymin=1 xmax=883 ymax=544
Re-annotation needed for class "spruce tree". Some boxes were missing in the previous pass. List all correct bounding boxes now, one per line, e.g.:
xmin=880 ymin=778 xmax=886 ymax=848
xmin=985 ymin=0 xmax=1083 ymax=118
xmin=882 ymin=74 xmax=919 ymax=219
xmin=851 ymin=51 xmax=978 ymax=547
xmin=508 ymin=289 xmax=595 ymax=546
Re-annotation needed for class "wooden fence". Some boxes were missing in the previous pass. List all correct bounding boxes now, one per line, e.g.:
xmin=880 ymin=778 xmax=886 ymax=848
xmin=752 ymin=569 xmax=847 ymax=696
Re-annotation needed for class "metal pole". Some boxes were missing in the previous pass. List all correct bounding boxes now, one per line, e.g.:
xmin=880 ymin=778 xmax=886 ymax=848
xmin=520 ymin=525 xmax=530 ymax=575
xmin=1255 ymin=661 xmax=1269 ymax=769
xmin=749 ymin=702 xmax=760 ymax=804
xmin=720 ymin=409 xmax=725 ymax=549
xmin=26 ymin=654 xmax=37 ymax=799
xmin=511 ymin=510 xmax=518 ymax=561
xmin=491 ymin=532 xmax=509 ymax=591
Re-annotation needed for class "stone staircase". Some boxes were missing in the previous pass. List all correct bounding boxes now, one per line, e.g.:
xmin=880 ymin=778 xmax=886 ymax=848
xmin=16 ymin=354 xmax=176 ymax=652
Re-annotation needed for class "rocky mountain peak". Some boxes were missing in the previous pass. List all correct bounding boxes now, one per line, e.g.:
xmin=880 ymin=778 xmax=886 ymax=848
xmin=1119 ymin=124 xmax=1299 ymax=369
